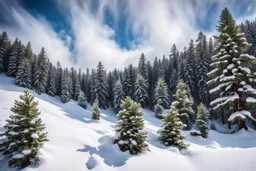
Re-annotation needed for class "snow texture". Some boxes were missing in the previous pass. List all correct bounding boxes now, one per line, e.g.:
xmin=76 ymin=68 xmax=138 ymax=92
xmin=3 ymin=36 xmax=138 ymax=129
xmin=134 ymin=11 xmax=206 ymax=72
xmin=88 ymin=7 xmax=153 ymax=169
xmin=0 ymin=74 xmax=256 ymax=171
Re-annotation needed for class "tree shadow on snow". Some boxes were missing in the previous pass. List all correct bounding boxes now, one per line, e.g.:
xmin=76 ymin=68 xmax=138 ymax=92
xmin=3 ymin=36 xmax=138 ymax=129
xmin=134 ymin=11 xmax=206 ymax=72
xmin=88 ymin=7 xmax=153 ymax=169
xmin=77 ymin=135 xmax=132 ymax=169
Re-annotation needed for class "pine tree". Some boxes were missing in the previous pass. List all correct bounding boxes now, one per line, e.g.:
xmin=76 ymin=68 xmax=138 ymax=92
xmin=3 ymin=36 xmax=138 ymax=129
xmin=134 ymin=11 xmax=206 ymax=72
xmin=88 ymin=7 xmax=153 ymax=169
xmin=0 ymin=90 xmax=48 ymax=169
xmin=154 ymin=78 xmax=170 ymax=109
xmin=196 ymin=32 xmax=210 ymax=106
xmin=15 ymin=57 xmax=32 ymax=89
xmin=92 ymin=100 xmax=100 ymax=120
xmin=113 ymin=80 xmax=125 ymax=113
xmin=91 ymin=62 xmax=108 ymax=109
xmin=114 ymin=97 xmax=148 ymax=155
xmin=78 ymin=91 xmax=87 ymax=109
xmin=196 ymin=103 xmax=209 ymax=138
xmin=60 ymin=70 xmax=70 ymax=103
xmin=158 ymin=106 xmax=188 ymax=149
xmin=184 ymin=40 xmax=198 ymax=104
xmin=7 ymin=38 xmax=20 ymax=77
xmin=134 ymin=74 xmax=148 ymax=107
xmin=138 ymin=53 xmax=148 ymax=81
xmin=0 ymin=32 xmax=9 ymax=72
xmin=154 ymin=101 xmax=163 ymax=119
xmin=34 ymin=48 xmax=48 ymax=94
xmin=46 ymin=63 xmax=56 ymax=96
xmin=207 ymin=8 xmax=256 ymax=130
xmin=172 ymin=80 xmax=195 ymax=130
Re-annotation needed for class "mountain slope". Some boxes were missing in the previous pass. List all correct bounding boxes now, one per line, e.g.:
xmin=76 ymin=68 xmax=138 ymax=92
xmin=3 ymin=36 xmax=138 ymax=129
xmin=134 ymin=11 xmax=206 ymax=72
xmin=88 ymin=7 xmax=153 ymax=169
xmin=0 ymin=74 xmax=256 ymax=171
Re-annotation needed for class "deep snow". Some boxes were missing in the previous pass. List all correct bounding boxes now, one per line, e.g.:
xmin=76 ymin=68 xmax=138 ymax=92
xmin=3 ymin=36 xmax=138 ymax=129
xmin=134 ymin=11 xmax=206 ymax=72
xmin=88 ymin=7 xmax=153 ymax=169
xmin=0 ymin=74 xmax=256 ymax=171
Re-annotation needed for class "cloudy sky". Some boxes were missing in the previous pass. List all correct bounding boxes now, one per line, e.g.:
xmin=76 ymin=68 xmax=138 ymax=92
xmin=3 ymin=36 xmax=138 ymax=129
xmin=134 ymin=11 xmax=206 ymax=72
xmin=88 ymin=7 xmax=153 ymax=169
xmin=0 ymin=0 xmax=255 ymax=71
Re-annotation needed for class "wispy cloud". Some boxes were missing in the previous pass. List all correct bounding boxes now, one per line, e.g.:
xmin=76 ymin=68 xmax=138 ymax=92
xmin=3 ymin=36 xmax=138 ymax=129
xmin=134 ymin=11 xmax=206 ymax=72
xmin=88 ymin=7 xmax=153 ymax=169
xmin=0 ymin=1 xmax=73 ymax=68
xmin=0 ymin=0 xmax=255 ymax=70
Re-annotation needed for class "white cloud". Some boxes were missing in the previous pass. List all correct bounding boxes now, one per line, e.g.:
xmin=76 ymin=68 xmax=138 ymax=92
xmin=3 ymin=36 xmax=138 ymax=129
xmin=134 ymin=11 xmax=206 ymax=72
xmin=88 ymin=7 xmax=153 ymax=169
xmin=0 ymin=1 xmax=73 ymax=68
xmin=1 ymin=0 xmax=255 ymax=71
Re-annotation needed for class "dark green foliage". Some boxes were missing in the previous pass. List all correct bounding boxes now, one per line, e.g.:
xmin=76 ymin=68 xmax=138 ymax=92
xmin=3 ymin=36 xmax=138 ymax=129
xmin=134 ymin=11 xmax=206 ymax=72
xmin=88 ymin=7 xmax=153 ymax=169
xmin=196 ymin=103 xmax=209 ymax=138
xmin=114 ymin=97 xmax=149 ymax=155
xmin=154 ymin=102 xmax=163 ymax=119
xmin=154 ymin=78 xmax=169 ymax=109
xmin=158 ymin=106 xmax=188 ymax=150
xmin=15 ymin=57 xmax=32 ymax=89
xmin=34 ymin=48 xmax=48 ymax=94
xmin=134 ymin=74 xmax=148 ymax=108
xmin=0 ymin=90 xmax=48 ymax=169
xmin=78 ymin=91 xmax=87 ymax=109
xmin=113 ymin=80 xmax=125 ymax=113
xmin=172 ymin=80 xmax=195 ymax=130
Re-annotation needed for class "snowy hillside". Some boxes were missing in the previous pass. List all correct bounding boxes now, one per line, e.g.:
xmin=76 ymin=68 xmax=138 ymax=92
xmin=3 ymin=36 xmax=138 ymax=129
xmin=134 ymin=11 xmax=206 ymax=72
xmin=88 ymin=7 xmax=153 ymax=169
xmin=0 ymin=73 xmax=256 ymax=171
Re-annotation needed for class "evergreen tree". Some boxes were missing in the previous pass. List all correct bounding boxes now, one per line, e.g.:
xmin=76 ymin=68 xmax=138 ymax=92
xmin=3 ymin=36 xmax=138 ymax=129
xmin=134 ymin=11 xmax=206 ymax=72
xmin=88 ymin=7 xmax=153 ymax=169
xmin=172 ymin=80 xmax=195 ymax=130
xmin=154 ymin=78 xmax=170 ymax=109
xmin=78 ymin=91 xmax=87 ymax=109
xmin=107 ymin=71 xmax=114 ymax=107
xmin=91 ymin=62 xmax=108 ymax=109
xmin=0 ymin=90 xmax=47 ymax=169
xmin=114 ymin=97 xmax=148 ymax=155
xmin=34 ymin=48 xmax=48 ymax=94
xmin=0 ymin=32 xmax=9 ymax=72
xmin=184 ymin=40 xmax=197 ymax=104
xmin=60 ymin=70 xmax=70 ymax=103
xmin=196 ymin=103 xmax=209 ymax=138
xmin=46 ymin=63 xmax=56 ymax=96
xmin=154 ymin=101 xmax=163 ymax=119
xmin=92 ymin=100 xmax=100 ymax=120
xmin=134 ymin=74 xmax=148 ymax=107
xmin=158 ymin=106 xmax=188 ymax=149
xmin=7 ymin=38 xmax=20 ymax=77
xmin=113 ymin=80 xmax=125 ymax=113
xmin=15 ymin=57 xmax=32 ymax=89
xmin=196 ymin=32 xmax=210 ymax=106
xmin=138 ymin=53 xmax=148 ymax=81
xmin=207 ymin=8 xmax=256 ymax=129
xmin=147 ymin=61 xmax=154 ymax=109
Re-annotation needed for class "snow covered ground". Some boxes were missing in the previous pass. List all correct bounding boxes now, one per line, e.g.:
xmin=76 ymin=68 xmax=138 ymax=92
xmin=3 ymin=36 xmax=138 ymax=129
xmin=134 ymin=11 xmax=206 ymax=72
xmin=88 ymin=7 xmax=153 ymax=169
xmin=0 ymin=74 xmax=256 ymax=171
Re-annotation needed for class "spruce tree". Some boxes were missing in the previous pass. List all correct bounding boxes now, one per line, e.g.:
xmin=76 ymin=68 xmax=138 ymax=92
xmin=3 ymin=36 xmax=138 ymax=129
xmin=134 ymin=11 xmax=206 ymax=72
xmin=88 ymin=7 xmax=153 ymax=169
xmin=207 ymin=8 xmax=256 ymax=129
xmin=78 ymin=91 xmax=87 ymax=109
xmin=7 ymin=38 xmax=20 ymax=77
xmin=154 ymin=78 xmax=170 ymax=109
xmin=91 ymin=62 xmax=108 ymax=109
xmin=134 ymin=74 xmax=148 ymax=108
xmin=113 ymin=80 xmax=125 ymax=113
xmin=34 ymin=48 xmax=48 ymax=94
xmin=114 ymin=97 xmax=148 ymax=155
xmin=46 ymin=63 xmax=56 ymax=96
xmin=172 ymin=80 xmax=195 ymax=130
xmin=158 ymin=106 xmax=188 ymax=149
xmin=60 ymin=71 xmax=70 ymax=103
xmin=138 ymin=53 xmax=148 ymax=80
xmin=92 ymin=100 xmax=100 ymax=120
xmin=15 ymin=57 xmax=32 ymax=89
xmin=196 ymin=103 xmax=209 ymax=138
xmin=0 ymin=32 xmax=9 ymax=72
xmin=154 ymin=101 xmax=163 ymax=119
xmin=0 ymin=90 xmax=47 ymax=169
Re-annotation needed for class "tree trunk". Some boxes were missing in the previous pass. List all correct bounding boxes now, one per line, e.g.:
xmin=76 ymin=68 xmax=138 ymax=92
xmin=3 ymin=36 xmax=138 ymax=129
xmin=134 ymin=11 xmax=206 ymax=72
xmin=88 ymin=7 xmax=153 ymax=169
xmin=238 ymin=118 xmax=247 ymax=130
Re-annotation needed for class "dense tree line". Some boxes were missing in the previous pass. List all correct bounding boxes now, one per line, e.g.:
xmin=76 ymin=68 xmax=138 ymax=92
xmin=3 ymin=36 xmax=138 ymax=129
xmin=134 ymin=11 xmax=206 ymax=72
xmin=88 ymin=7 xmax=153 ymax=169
xmin=0 ymin=8 xmax=256 ymax=131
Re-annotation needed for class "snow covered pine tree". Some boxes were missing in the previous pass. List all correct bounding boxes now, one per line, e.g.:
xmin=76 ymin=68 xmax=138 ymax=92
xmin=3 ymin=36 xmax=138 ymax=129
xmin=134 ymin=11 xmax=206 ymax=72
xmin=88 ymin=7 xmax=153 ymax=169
xmin=172 ymin=80 xmax=195 ymax=130
xmin=196 ymin=103 xmax=209 ymax=138
xmin=113 ymin=80 xmax=125 ymax=113
xmin=0 ymin=90 xmax=47 ymax=169
xmin=207 ymin=8 xmax=256 ymax=130
xmin=78 ymin=91 xmax=87 ymax=109
xmin=158 ymin=106 xmax=188 ymax=150
xmin=114 ymin=97 xmax=148 ymax=155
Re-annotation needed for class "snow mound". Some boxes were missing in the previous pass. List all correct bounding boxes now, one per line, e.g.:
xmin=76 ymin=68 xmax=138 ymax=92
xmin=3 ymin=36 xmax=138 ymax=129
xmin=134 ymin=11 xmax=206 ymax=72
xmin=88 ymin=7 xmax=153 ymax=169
xmin=205 ymin=141 xmax=221 ymax=149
